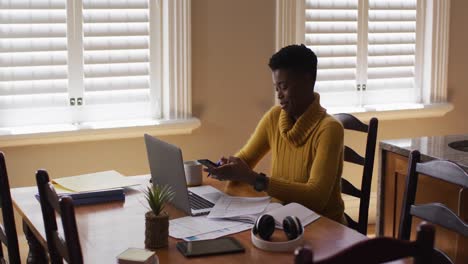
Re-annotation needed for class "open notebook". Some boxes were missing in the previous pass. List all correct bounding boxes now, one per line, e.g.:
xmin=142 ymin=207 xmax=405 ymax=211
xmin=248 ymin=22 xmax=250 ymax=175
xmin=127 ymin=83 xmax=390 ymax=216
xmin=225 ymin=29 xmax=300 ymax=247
xmin=208 ymin=202 xmax=320 ymax=229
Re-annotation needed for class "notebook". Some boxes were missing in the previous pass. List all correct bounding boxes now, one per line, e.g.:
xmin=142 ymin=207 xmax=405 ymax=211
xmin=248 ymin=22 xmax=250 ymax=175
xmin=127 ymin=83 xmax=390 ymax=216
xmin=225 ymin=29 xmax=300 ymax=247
xmin=144 ymin=134 xmax=223 ymax=216
xmin=35 ymin=188 xmax=125 ymax=206
xmin=208 ymin=202 xmax=320 ymax=229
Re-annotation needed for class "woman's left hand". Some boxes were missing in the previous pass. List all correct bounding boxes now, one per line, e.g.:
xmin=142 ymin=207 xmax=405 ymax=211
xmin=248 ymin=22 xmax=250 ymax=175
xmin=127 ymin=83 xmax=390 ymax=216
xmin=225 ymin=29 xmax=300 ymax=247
xmin=204 ymin=156 xmax=257 ymax=185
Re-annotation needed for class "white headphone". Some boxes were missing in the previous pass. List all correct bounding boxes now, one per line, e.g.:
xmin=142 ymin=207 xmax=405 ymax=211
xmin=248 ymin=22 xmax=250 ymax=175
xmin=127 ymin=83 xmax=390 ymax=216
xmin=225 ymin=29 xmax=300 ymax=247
xmin=251 ymin=214 xmax=304 ymax=252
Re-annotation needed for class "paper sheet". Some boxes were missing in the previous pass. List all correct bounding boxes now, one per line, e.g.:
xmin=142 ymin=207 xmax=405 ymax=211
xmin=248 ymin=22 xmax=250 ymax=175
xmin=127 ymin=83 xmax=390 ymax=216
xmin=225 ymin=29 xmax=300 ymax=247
xmin=207 ymin=196 xmax=271 ymax=218
xmin=183 ymin=223 xmax=253 ymax=241
xmin=169 ymin=216 xmax=243 ymax=239
xmin=52 ymin=170 xmax=142 ymax=192
xmin=51 ymin=184 xmax=76 ymax=194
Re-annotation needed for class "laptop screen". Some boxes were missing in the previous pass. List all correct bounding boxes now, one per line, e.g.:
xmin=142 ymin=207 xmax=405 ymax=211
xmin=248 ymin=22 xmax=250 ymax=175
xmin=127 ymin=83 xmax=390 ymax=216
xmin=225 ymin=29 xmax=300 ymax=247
xmin=144 ymin=134 xmax=192 ymax=215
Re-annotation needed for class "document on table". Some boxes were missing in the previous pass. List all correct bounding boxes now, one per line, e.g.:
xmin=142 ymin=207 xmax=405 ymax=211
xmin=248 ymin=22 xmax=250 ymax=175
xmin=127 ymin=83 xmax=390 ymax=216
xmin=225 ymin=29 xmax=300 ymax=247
xmin=52 ymin=170 xmax=142 ymax=192
xmin=169 ymin=216 xmax=245 ymax=239
xmin=183 ymin=223 xmax=253 ymax=241
xmin=207 ymin=196 xmax=271 ymax=218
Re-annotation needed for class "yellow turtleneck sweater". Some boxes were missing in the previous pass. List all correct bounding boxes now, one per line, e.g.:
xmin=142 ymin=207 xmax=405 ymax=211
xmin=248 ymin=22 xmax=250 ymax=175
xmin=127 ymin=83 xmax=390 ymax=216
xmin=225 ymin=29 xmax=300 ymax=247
xmin=225 ymin=93 xmax=346 ymax=224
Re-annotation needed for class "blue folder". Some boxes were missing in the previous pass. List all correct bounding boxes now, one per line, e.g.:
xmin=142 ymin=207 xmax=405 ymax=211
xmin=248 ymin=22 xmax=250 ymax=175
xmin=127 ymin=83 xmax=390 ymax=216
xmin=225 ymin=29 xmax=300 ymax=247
xmin=35 ymin=188 xmax=125 ymax=206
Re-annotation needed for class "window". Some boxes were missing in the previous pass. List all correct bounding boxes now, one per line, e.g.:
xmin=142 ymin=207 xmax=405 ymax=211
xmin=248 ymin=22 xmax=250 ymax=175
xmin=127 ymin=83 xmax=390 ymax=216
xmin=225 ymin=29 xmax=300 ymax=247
xmin=0 ymin=0 xmax=192 ymax=134
xmin=276 ymin=0 xmax=451 ymax=113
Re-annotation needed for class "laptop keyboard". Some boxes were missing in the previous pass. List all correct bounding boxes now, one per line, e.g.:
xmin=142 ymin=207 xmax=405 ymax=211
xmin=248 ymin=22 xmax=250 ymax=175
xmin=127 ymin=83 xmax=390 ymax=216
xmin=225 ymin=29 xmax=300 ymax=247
xmin=188 ymin=191 xmax=215 ymax=210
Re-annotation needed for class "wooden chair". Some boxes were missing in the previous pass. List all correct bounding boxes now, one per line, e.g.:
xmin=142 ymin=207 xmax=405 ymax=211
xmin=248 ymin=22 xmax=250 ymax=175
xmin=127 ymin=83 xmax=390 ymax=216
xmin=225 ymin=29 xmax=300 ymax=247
xmin=334 ymin=114 xmax=378 ymax=235
xmin=0 ymin=152 xmax=21 ymax=264
xmin=398 ymin=150 xmax=468 ymax=264
xmin=294 ymin=222 xmax=435 ymax=264
xmin=36 ymin=170 xmax=83 ymax=264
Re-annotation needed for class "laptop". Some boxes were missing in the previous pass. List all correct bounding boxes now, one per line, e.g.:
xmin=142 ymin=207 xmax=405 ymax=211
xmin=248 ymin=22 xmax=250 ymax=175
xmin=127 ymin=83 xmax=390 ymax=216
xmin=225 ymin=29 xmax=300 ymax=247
xmin=144 ymin=134 xmax=223 ymax=216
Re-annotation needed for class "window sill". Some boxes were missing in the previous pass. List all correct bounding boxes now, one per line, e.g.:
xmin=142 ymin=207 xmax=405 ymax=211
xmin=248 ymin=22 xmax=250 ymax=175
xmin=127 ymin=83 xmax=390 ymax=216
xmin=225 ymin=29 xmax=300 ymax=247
xmin=327 ymin=103 xmax=454 ymax=122
xmin=0 ymin=118 xmax=201 ymax=148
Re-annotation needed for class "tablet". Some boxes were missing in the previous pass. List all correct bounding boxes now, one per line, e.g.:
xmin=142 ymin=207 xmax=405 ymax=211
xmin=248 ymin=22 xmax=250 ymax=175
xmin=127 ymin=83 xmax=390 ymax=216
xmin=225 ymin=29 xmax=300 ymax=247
xmin=176 ymin=237 xmax=245 ymax=257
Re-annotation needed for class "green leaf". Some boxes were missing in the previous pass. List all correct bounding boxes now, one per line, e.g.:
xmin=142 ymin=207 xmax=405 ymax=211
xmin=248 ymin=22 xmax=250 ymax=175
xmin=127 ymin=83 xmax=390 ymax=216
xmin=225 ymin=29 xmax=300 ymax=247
xmin=144 ymin=183 xmax=175 ymax=216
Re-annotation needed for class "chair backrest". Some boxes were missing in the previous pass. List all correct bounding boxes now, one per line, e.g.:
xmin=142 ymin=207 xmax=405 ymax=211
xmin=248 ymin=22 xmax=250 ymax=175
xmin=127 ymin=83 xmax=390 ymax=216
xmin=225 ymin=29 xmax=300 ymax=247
xmin=294 ymin=222 xmax=435 ymax=264
xmin=334 ymin=114 xmax=378 ymax=235
xmin=0 ymin=152 xmax=21 ymax=264
xmin=398 ymin=150 xmax=468 ymax=264
xmin=36 ymin=170 xmax=83 ymax=264
xmin=455 ymin=188 xmax=468 ymax=262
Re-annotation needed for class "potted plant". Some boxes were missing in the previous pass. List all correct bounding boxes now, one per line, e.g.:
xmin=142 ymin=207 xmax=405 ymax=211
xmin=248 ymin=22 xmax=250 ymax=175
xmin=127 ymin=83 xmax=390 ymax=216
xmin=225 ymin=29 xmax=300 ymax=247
xmin=143 ymin=184 xmax=175 ymax=249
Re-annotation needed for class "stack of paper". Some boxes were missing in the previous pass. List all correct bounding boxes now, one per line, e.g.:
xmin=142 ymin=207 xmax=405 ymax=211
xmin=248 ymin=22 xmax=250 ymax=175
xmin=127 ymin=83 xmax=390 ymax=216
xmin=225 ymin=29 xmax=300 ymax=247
xmin=208 ymin=201 xmax=320 ymax=228
xmin=180 ymin=203 xmax=284 ymax=241
xmin=48 ymin=170 xmax=142 ymax=205
xmin=207 ymin=196 xmax=271 ymax=219
xmin=35 ymin=188 xmax=126 ymax=206
xmin=169 ymin=216 xmax=245 ymax=239
xmin=52 ymin=170 xmax=142 ymax=192
xmin=183 ymin=222 xmax=253 ymax=241
xmin=205 ymin=196 xmax=320 ymax=228
xmin=170 ymin=197 xmax=321 ymax=241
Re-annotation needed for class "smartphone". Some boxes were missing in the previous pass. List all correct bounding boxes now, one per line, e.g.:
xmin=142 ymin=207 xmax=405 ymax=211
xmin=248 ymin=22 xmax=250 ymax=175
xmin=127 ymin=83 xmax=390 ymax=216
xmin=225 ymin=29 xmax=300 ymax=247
xmin=197 ymin=159 xmax=219 ymax=169
xmin=176 ymin=237 xmax=245 ymax=257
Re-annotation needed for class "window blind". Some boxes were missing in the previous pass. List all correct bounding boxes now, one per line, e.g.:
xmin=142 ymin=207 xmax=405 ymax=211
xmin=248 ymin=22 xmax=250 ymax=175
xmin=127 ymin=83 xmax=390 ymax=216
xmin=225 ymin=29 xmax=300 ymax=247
xmin=303 ymin=0 xmax=420 ymax=107
xmin=304 ymin=0 xmax=359 ymax=107
xmin=0 ymin=0 xmax=69 ymax=126
xmin=365 ymin=0 xmax=418 ymax=104
xmin=0 ymin=0 xmax=191 ymax=133
xmin=81 ymin=0 xmax=152 ymax=122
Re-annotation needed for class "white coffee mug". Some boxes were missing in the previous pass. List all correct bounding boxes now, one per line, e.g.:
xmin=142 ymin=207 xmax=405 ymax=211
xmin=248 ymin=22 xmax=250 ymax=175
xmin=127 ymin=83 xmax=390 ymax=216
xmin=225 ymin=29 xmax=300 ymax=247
xmin=183 ymin=161 xmax=203 ymax=186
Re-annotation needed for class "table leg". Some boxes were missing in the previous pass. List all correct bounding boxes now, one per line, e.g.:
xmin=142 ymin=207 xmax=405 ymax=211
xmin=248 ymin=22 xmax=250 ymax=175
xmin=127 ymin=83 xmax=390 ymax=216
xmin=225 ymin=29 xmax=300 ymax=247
xmin=23 ymin=220 xmax=48 ymax=264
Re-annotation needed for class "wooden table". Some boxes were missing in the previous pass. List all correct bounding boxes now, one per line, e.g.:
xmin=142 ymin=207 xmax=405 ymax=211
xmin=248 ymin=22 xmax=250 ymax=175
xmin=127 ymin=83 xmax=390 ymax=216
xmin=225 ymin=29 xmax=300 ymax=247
xmin=11 ymin=175 xmax=368 ymax=263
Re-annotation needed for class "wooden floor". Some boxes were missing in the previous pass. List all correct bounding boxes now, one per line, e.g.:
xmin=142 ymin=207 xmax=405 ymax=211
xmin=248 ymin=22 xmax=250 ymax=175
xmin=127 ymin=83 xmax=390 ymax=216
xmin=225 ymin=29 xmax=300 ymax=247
xmin=1 ymin=233 xmax=29 ymax=262
xmin=18 ymin=234 xmax=29 ymax=262
xmin=367 ymin=224 xmax=376 ymax=238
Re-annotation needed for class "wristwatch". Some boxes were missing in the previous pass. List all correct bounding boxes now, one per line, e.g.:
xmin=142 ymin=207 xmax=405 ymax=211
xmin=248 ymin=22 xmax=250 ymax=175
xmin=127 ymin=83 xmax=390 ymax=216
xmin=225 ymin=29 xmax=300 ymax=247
xmin=253 ymin=173 xmax=268 ymax=192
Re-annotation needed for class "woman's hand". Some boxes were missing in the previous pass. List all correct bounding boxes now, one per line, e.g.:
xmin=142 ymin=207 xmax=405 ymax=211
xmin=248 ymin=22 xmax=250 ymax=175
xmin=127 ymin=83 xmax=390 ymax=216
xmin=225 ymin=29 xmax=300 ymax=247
xmin=204 ymin=156 xmax=257 ymax=185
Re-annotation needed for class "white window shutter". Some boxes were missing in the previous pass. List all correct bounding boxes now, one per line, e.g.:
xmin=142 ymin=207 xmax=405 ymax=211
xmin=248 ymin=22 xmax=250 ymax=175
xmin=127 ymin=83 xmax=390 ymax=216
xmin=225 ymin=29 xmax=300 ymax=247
xmin=0 ymin=0 xmax=192 ymax=134
xmin=278 ymin=0 xmax=449 ymax=112
xmin=304 ymin=0 xmax=360 ymax=107
xmin=0 ymin=0 xmax=71 ymax=127
xmin=80 ymin=0 xmax=153 ymax=122
xmin=364 ymin=0 xmax=419 ymax=105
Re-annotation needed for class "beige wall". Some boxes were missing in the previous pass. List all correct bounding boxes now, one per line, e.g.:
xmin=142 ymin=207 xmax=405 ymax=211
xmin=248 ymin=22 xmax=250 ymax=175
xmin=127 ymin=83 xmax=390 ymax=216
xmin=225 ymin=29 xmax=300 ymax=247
xmin=2 ymin=0 xmax=468 ymax=197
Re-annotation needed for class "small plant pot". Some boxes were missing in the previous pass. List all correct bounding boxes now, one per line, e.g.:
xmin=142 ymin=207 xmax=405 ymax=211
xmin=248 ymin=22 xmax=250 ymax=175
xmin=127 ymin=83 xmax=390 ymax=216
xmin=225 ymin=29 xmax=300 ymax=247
xmin=145 ymin=211 xmax=169 ymax=249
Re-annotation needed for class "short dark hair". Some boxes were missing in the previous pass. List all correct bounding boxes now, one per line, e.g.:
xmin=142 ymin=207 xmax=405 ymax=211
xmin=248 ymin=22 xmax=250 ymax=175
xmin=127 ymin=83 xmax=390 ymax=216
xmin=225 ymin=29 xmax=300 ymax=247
xmin=268 ymin=44 xmax=317 ymax=80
